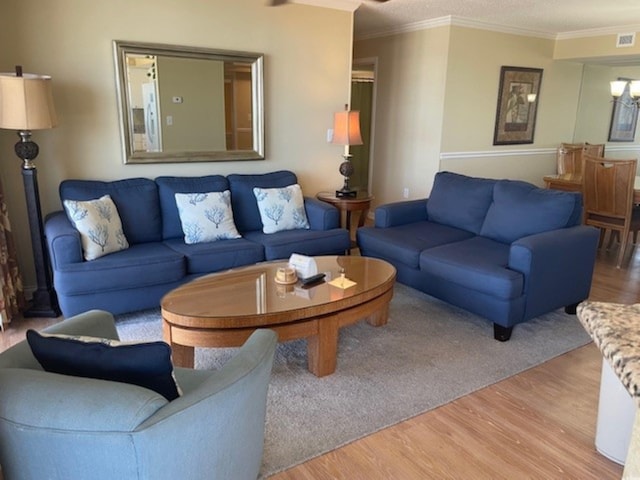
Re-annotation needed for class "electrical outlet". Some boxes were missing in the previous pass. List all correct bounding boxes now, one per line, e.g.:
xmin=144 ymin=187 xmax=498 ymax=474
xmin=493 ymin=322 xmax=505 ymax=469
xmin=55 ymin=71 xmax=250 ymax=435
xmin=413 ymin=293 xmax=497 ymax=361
xmin=403 ymin=187 xmax=409 ymax=199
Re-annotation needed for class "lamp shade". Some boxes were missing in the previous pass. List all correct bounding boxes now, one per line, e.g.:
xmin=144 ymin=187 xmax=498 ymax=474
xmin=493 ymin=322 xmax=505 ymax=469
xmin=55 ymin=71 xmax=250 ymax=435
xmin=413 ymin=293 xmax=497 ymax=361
xmin=0 ymin=72 xmax=57 ymax=130
xmin=610 ymin=80 xmax=627 ymax=98
xmin=332 ymin=109 xmax=363 ymax=146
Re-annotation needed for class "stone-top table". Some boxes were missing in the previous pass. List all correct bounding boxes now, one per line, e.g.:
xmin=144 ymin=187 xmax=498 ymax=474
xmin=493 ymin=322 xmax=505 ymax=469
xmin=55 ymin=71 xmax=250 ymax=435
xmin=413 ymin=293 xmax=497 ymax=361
xmin=577 ymin=301 xmax=640 ymax=477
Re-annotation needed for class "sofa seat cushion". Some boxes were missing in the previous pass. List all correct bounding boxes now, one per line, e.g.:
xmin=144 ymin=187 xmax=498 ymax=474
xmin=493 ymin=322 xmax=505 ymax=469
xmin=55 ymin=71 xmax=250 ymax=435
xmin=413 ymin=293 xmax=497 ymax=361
xmin=427 ymin=172 xmax=496 ymax=234
xmin=60 ymin=178 xmax=161 ymax=244
xmin=54 ymin=243 xmax=185 ymax=295
xmin=356 ymin=221 xmax=475 ymax=268
xmin=480 ymin=180 xmax=579 ymax=244
xmin=243 ymin=228 xmax=350 ymax=260
xmin=419 ymin=237 xmax=523 ymax=300
xmin=155 ymin=175 xmax=230 ymax=240
xmin=163 ymin=238 xmax=264 ymax=274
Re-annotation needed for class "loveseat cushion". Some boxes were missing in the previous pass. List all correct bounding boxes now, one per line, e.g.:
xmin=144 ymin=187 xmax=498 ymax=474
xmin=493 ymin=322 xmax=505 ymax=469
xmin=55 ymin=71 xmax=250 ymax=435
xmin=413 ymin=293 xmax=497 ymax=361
xmin=164 ymin=237 xmax=264 ymax=274
xmin=228 ymin=170 xmax=299 ymax=233
xmin=243 ymin=228 xmax=349 ymax=260
xmin=356 ymin=221 xmax=474 ymax=268
xmin=155 ymin=175 xmax=229 ymax=240
xmin=53 ymin=243 xmax=185 ymax=296
xmin=60 ymin=178 xmax=162 ymax=244
xmin=419 ymin=237 xmax=523 ymax=300
xmin=427 ymin=172 xmax=495 ymax=235
xmin=480 ymin=180 xmax=579 ymax=244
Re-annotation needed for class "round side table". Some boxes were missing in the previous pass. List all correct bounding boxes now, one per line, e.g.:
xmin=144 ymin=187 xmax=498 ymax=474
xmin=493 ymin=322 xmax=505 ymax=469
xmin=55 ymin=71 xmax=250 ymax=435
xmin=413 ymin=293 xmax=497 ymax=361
xmin=316 ymin=191 xmax=373 ymax=254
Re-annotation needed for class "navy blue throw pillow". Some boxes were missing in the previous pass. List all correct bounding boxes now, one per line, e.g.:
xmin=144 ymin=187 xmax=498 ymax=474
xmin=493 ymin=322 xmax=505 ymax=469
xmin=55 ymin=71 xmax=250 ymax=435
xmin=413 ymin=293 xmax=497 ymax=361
xmin=26 ymin=330 xmax=181 ymax=401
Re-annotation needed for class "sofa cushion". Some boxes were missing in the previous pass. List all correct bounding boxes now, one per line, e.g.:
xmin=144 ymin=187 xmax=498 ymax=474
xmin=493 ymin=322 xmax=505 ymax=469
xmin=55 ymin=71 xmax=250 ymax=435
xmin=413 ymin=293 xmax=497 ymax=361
xmin=60 ymin=178 xmax=161 ymax=244
xmin=53 ymin=243 xmax=185 ymax=296
xmin=244 ymin=228 xmax=350 ymax=260
xmin=155 ymin=175 xmax=229 ymax=240
xmin=427 ymin=172 xmax=496 ymax=235
xmin=63 ymin=195 xmax=129 ymax=260
xmin=480 ymin=180 xmax=577 ymax=244
xmin=175 ymin=191 xmax=241 ymax=244
xmin=164 ymin=237 xmax=264 ymax=274
xmin=253 ymin=184 xmax=310 ymax=234
xmin=419 ymin=237 xmax=523 ymax=300
xmin=356 ymin=221 xmax=475 ymax=268
xmin=228 ymin=170 xmax=298 ymax=233
xmin=26 ymin=330 xmax=181 ymax=401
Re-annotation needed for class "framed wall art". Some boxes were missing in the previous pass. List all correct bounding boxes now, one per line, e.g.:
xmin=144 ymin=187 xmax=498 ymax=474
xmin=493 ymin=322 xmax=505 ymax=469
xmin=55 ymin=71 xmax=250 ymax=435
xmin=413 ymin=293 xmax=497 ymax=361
xmin=608 ymin=77 xmax=639 ymax=142
xmin=492 ymin=66 xmax=543 ymax=145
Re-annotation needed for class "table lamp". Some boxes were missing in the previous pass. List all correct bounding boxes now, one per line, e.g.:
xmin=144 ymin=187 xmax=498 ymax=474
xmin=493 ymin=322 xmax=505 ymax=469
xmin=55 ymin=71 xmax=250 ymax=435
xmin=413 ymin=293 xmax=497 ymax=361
xmin=332 ymin=104 xmax=363 ymax=198
xmin=0 ymin=65 xmax=60 ymax=317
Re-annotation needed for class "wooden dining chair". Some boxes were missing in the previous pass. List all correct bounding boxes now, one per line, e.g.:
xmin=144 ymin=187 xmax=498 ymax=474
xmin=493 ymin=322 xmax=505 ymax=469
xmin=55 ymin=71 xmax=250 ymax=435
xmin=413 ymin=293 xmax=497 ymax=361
xmin=557 ymin=145 xmax=584 ymax=174
xmin=582 ymin=155 xmax=640 ymax=268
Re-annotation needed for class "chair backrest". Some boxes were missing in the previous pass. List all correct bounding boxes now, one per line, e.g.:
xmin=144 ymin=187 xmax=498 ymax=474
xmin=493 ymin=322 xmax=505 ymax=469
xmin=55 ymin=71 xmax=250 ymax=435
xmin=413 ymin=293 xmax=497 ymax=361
xmin=582 ymin=155 xmax=637 ymax=221
xmin=584 ymin=143 xmax=605 ymax=158
xmin=557 ymin=145 xmax=584 ymax=174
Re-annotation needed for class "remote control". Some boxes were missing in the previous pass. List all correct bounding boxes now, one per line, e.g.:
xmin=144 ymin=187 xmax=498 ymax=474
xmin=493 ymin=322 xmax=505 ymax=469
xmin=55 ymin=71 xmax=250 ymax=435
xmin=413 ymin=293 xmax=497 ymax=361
xmin=301 ymin=273 xmax=326 ymax=285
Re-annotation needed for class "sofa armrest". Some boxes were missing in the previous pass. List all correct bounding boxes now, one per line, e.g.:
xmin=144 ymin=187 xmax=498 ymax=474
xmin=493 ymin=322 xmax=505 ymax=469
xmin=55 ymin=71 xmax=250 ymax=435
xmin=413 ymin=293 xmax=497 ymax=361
xmin=304 ymin=197 xmax=340 ymax=230
xmin=374 ymin=199 xmax=429 ymax=228
xmin=509 ymin=225 xmax=599 ymax=318
xmin=45 ymin=210 xmax=83 ymax=268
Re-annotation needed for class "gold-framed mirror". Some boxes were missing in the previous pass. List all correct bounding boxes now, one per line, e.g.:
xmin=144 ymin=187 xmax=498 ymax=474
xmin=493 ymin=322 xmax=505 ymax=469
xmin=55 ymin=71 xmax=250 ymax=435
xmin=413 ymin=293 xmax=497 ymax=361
xmin=113 ymin=40 xmax=264 ymax=164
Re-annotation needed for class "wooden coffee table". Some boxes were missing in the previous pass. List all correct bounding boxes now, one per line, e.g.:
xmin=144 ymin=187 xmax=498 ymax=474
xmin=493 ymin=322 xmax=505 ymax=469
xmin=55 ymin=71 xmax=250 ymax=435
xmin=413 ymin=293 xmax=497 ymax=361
xmin=161 ymin=255 xmax=396 ymax=376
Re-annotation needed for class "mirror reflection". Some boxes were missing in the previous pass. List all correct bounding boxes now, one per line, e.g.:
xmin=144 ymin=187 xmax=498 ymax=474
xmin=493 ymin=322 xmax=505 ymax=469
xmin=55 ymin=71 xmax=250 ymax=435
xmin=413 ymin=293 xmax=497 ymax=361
xmin=113 ymin=41 xmax=264 ymax=164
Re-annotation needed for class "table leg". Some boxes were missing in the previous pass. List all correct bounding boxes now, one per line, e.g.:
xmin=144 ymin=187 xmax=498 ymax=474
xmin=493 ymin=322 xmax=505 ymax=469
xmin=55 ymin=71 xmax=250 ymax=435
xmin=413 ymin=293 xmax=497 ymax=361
xmin=366 ymin=303 xmax=389 ymax=327
xmin=163 ymin=319 xmax=195 ymax=368
xmin=357 ymin=208 xmax=369 ymax=228
xmin=307 ymin=316 xmax=339 ymax=377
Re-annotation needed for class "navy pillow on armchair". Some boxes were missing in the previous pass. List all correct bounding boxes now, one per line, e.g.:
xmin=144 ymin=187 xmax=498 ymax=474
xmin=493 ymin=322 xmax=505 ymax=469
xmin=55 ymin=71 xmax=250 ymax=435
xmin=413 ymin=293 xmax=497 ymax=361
xmin=26 ymin=330 xmax=181 ymax=401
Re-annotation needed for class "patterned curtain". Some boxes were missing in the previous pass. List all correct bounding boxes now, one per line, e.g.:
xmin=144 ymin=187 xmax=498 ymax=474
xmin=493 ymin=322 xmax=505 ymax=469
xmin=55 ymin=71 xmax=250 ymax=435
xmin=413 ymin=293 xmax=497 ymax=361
xmin=0 ymin=177 xmax=26 ymax=330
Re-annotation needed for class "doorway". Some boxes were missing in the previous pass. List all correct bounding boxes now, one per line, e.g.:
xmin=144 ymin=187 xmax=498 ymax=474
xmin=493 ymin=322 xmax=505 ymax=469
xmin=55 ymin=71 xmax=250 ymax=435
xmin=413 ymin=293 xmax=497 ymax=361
xmin=350 ymin=59 xmax=376 ymax=193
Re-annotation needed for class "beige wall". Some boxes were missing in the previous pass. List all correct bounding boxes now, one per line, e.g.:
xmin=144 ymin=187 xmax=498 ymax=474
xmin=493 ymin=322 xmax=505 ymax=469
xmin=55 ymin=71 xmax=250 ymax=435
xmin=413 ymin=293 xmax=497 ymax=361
xmin=157 ymin=57 xmax=226 ymax=151
xmin=555 ymin=33 xmax=640 ymax=61
xmin=0 ymin=0 xmax=354 ymax=292
xmin=355 ymin=26 xmax=586 ymax=208
xmin=440 ymin=27 xmax=584 ymax=186
xmin=354 ymin=27 xmax=451 ymax=205
xmin=575 ymin=64 xmax=640 ymax=151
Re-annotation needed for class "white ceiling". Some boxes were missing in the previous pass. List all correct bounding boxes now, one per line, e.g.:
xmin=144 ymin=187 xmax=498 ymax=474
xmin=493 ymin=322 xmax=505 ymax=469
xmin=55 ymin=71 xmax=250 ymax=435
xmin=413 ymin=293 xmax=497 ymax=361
xmin=345 ymin=0 xmax=640 ymax=39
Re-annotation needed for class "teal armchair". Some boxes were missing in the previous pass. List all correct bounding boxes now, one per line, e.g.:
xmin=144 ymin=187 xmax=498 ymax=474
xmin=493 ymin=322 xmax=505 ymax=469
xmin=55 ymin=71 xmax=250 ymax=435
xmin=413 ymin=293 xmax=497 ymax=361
xmin=0 ymin=310 xmax=277 ymax=480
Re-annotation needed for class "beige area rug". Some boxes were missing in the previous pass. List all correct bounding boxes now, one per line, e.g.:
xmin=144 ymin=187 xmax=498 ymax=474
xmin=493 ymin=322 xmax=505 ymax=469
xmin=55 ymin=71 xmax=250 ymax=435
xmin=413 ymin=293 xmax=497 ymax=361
xmin=115 ymin=283 xmax=591 ymax=478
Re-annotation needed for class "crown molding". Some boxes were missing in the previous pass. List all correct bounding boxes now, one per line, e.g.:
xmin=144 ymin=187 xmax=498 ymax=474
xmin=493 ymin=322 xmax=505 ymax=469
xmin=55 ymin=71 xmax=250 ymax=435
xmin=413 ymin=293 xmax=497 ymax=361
xmin=355 ymin=14 xmax=640 ymax=42
xmin=556 ymin=24 xmax=640 ymax=40
xmin=355 ymin=15 xmax=453 ymax=41
xmin=355 ymin=15 xmax=556 ymax=41
xmin=449 ymin=16 xmax=555 ymax=39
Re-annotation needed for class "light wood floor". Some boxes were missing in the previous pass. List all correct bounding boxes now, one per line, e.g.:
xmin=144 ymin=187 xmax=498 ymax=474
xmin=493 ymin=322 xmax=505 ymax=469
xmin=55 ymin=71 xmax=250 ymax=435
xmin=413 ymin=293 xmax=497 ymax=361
xmin=1 ymin=242 xmax=638 ymax=479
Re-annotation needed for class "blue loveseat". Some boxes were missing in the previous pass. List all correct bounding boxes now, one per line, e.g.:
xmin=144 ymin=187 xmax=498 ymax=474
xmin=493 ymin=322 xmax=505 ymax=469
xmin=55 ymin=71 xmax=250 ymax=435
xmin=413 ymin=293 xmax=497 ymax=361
xmin=44 ymin=170 xmax=350 ymax=317
xmin=356 ymin=171 xmax=600 ymax=341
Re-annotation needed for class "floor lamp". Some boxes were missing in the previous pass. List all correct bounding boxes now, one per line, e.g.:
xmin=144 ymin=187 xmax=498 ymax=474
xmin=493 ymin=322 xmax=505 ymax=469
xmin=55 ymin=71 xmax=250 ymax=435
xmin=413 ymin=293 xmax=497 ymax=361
xmin=0 ymin=66 xmax=61 ymax=317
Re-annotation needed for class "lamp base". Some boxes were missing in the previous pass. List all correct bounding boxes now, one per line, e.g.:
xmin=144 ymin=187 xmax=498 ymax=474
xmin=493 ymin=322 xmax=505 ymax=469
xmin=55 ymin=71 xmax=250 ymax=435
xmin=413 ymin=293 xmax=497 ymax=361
xmin=335 ymin=189 xmax=357 ymax=198
xmin=23 ymin=288 xmax=60 ymax=318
